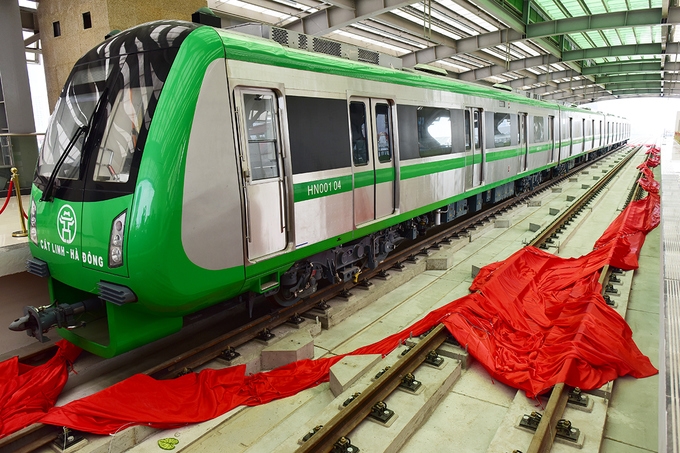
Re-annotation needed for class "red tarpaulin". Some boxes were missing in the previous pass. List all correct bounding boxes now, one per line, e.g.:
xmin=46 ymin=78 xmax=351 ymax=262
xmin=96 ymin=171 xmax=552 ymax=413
xmin=0 ymin=340 xmax=81 ymax=438
xmin=1 ymin=150 xmax=661 ymax=437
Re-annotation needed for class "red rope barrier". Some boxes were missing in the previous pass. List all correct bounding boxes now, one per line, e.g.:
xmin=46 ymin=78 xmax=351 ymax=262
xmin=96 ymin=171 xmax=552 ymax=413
xmin=0 ymin=180 xmax=14 ymax=216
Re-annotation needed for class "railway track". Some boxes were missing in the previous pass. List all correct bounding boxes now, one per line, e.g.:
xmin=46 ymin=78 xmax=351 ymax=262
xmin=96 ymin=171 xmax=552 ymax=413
xmin=519 ymin=144 xmax=650 ymax=453
xmin=292 ymin=144 xmax=650 ymax=453
xmin=1 ymin=144 xmax=645 ymax=453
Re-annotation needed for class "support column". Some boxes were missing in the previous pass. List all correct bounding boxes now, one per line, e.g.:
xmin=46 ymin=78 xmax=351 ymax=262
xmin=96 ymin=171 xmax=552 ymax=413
xmin=0 ymin=0 xmax=38 ymax=190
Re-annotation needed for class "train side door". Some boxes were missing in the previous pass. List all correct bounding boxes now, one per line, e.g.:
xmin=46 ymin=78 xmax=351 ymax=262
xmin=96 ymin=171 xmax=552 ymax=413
xmin=465 ymin=107 xmax=483 ymax=189
xmin=350 ymin=97 xmax=396 ymax=226
xmin=519 ymin=112 xmax=528 ymax=171
xmin=235 ymin=88 xmax=288 ymax=261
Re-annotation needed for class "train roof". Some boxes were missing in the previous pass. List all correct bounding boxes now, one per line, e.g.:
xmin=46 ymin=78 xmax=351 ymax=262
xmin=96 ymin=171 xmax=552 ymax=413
xmin=210 ymin=24 xmax=619 ymax=119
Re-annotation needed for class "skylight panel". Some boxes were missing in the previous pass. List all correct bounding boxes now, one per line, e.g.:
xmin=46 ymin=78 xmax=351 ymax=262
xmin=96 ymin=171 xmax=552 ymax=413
xmin=217 ymin=0 xmax=290 ymax=20
xmin=410 ymin=3 xmax=476 ymax=36
xmin=514 ymin=41 xmax=542 ymax=57
xmin=438 ymin=60 xmax=472 ymax=72
xmin=486 ymin=75 xmax=508 ymax=83
xmin=635 ymin=26 xmax=652 ymax=43
xmin=435 ymin=0 xmax=498 ymax=31
xmin=560 ymin=0 xmax=586 ymax=16
xmin=604 ymin=0 xmax=629 ymax=12
xmin=568 ymin=33 xmax=591 ymax=48
xmin=601 ymin=29 xmax=622 ymax=46
xmin=537 ymin=2 xmax=568 ymax=20
xmin=482 ymin=48 xmax=512 ymax=60
xmin=390 ymin=8 xmax=460 ymax=39
xmin=332 ymin=29 xmax=411 ymax=53
xmin=350 ymin=23 xmax=425 ymax=48
xmin=585 ymin=30 xmax=607 ymax=47
xmin=584 ymin=0 xmax=607 ymax=14
xmin=493 ymin=44 xmax=524 ymax=59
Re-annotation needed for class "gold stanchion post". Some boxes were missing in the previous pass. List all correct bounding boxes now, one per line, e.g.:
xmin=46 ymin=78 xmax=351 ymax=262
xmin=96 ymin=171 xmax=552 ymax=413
xmin=11 ymin=167 xmax=28 ymax=238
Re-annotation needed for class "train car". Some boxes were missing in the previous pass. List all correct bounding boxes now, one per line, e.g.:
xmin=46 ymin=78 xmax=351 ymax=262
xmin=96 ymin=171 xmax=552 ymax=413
xmin=10 ymin=20 xmax=630 ymax=357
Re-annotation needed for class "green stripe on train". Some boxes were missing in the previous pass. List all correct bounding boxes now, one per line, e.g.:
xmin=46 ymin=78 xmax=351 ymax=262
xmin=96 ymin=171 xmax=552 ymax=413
xmin=294 ymin=175 xmax=353 ymax=202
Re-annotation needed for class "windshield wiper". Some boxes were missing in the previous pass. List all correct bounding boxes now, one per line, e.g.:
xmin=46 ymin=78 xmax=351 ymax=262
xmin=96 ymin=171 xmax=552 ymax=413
xmin=41 ymin=88 xmax=109 ymax=202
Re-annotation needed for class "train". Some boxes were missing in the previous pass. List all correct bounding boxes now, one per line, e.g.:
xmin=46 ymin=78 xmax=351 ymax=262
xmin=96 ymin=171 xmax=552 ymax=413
xmin=9 ymin=20 xmax=630 ymax=357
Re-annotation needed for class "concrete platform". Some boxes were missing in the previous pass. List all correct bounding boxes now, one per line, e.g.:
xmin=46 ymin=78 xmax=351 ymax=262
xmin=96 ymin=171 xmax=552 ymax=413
xmin=0 ymin=193 xmax=30 ymax=277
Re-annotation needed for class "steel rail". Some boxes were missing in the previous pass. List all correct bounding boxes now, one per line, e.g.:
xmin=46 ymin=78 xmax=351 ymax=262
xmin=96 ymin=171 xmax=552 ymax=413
xmin=3 ymin=145 xmax=627 ymax=452
xmin=295 ymin=324 xmax=449 ymax=453
xmin=528 ymin=144 xmax=641 ymax=248
xmin=524 ymin=143 xmax=649 ymax=453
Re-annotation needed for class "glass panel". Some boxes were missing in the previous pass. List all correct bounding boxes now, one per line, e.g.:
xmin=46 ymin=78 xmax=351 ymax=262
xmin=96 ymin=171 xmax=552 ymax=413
xmin=94 ymin=86 xmax=151 ymax=183
xmin=375 ymin=103 xmax=392 ymax=163
xmin=464 ymin=110 xmax=471 ymax=151
xmin=417 ymin=107 xmax=451 ymax=157
xmin=39 ymin=61 xmax=110 ymax=180
xmin=244 ymin=93 xmax=279 ymax=180
xmin=473 ymin=110 xmax=481 ymax=149
xmin=350 ymin=101 xmax=369 ymax=166
xmin=533 ymin=116 xmax=545 ymax=142
xmin=493 ymin=112 xmax=512 ymax=147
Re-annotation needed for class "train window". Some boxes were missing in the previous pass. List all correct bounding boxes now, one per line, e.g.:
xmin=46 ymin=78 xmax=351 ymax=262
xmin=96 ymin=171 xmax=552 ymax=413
xmin=287 ymin=96 xmax=350 ymax=173
xmin=350 ymin=101 xmax=369 ymax=166
xmin=375 ymin=103 xmax=392 ymax=163
xmin=417 ymin=107 xmax=451 ymax=157
xmin=94 ymin=86 xmax=152 ymax=183
xmin=533 ymin=116 xmax=545 ymax=142
xmin=243 ymin=93 xmax=279 ymax=181
xmin=562 ymin=117 xmax=571 ymax=140
xmin=473 ymin=110 xmax=481 ymax=149
xmin=464 ymin=110 xmax=471 ymax=151
xmin=493 ymin=113 xmax=511 ymax=147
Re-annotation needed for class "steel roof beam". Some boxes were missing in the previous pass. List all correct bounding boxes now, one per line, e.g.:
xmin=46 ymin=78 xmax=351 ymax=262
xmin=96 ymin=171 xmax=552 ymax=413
xmin=505 ymin=70 xmax=581 ymax=87
xmin=595 ymin=73 xmax=662 ymax=83
xmin=456 ymin=53 xmax=562 ymax=81
xmin=541 ymin=86 xmax=611 ymax=99
xmin=284 ymin=0 xmax=419 ymax=35
xmin=562 ymin=43 xmax=662 ymax=61
xmin=525 ymin=8 xmax=671 ymax=39
xmin=605 ymin=81 xmax=663 ymax=90
xmin=581 ymin=60 xmax=663 ymax=75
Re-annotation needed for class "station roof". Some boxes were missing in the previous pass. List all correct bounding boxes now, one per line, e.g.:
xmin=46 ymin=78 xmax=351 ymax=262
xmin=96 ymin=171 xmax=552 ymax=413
xmin=207 ymin=0 xmax=678 ymax=103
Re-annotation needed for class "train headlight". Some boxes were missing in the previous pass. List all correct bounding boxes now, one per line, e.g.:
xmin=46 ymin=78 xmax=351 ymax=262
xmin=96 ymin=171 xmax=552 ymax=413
xmin=29 ymin=200 xmax=38 ymax=245
xmin=109 ymin=210 xmax=126 ymax=268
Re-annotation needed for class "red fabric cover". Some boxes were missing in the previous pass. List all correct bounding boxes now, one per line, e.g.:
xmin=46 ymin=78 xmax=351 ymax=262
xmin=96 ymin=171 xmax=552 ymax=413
xmin=645 ymin=147 xmax=661 ymax=167
xmin=0 ymin=340 xmax=81 ymax=438
xmin=593 ymin=192 xmax=660 ymax=270
xmin=40 ymin=186 xmax=660 ymax=434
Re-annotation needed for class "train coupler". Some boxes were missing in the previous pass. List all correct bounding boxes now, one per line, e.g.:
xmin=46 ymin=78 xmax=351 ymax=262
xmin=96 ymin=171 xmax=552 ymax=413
xmin=8 ymin=297 xmax=103 ymax=343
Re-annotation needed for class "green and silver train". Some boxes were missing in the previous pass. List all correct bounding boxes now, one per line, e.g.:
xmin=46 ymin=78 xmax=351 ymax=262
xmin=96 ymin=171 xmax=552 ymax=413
xmin=10 ymin=20 xmax=630 ymax=357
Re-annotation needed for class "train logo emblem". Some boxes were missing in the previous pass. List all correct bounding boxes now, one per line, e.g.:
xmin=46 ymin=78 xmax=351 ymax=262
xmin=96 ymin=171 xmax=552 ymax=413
xmin=57 ymin=205 xmax=77 ymax=244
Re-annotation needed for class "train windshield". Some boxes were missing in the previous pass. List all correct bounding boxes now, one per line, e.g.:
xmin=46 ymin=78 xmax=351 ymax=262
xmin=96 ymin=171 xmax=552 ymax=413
xmin=39 ymin=60 xmax=111 ymax=181
xmin=36 ymin=47 xmax=179 ymax=193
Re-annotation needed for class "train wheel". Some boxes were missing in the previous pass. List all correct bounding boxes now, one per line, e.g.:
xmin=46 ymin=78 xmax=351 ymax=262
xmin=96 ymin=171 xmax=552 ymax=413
xmin=273 ymin=291 xmax=300 ymax=307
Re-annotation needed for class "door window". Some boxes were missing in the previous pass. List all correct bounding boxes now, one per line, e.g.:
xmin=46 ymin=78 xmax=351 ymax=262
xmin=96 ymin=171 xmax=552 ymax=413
xmin=375 ymin=103 xmax=392 ymax=163
xmin=350 ymin=101 xmax=368 ymax=166
xmin=244 ymin=93 xmax=279 ymax=181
